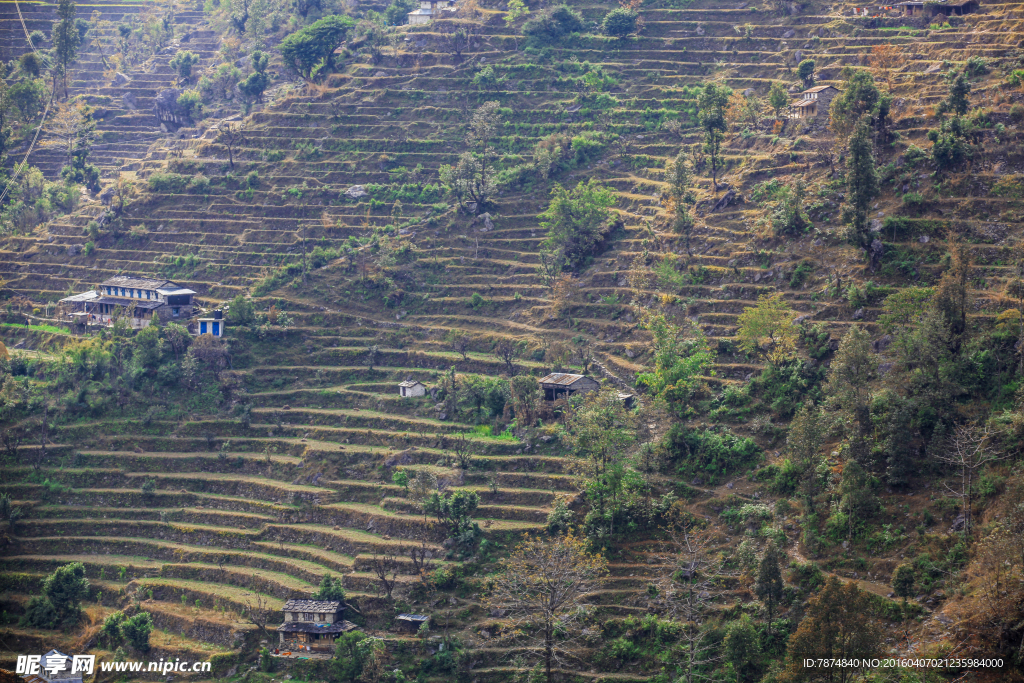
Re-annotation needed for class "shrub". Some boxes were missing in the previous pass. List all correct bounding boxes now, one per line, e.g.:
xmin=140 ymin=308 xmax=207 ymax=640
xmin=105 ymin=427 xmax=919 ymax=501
xmin=667 ymin=424 xmax=761 ymax=483
xmin=187 ymin=174 xmax=210 ymax=194
xmin=522 ymin=5 xmax=584 ymax=43
xmin=602 ymin=7 xmax=637 ymax=37
xmin=147 ymin=173 xmax=190 ymax=193
xmin=176 ymin=90 xmax=202 ymax=119
xmin=280 ymin=15 xmax=356 ymax=80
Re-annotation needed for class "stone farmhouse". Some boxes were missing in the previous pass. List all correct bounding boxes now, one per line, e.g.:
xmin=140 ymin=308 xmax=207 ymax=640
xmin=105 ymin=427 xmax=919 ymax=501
xmin=276 ymin=600 xmax=357 ymax=652
xmin=58 ymin=276 xmax=196 ymax=329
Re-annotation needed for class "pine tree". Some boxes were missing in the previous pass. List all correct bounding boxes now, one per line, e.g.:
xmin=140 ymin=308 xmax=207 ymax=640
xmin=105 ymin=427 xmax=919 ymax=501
xmin=824 ymin=326 xmax=877 ymax=465
xmin=754 ymin=540 xmax=785 ymax=638
xmin=51 ymin=0 xmax=81 ymax=100
xmin=843 ymin=118 xmax=878 ymax=248
xmin=939 ymin=68 xmax=970 ymax=117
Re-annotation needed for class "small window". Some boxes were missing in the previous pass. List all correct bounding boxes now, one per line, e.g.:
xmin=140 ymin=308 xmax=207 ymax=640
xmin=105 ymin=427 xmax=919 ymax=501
xmin=172 ymin=308 xmax=180 ymax=317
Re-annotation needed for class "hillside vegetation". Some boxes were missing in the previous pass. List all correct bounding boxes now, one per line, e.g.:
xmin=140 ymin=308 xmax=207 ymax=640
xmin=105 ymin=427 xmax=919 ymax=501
xmin=1 ymin=0 xmax=1024 ymax=680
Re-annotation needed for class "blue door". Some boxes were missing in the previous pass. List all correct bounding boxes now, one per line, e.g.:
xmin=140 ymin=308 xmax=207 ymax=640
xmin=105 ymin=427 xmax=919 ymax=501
xmin=200 ymin=321 xmax=208 ymax=334
xmin=213 ymin=322 xmax=220 ymax=336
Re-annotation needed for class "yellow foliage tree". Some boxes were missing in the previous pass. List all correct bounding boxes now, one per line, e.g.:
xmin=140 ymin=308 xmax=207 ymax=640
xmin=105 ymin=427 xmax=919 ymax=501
xmin=736 ymin=292 xmax=797 ymax=365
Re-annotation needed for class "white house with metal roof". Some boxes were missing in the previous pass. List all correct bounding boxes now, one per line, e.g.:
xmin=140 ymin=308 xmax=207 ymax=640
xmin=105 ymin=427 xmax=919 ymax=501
xmin=538 ymin=373 xmax=600 ymax=401
xmin=58 ymin=276 xmax=196 ymax=329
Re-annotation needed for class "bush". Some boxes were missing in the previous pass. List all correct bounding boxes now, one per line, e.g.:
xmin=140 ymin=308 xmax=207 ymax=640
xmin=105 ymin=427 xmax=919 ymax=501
xmin=148 ymin=173 xmax=190 ymax=193
xmin=523 ymin=5 xmax=584 ymax=43
xmin=385 ymin=0 xmax=417 ymax=24
xmin=176 ymin=90 xmax=202 ymax=119
xmin=602 ymin=7 xmax=637 ymax=37
xmin=667 ymin=424 xmax=761 ymax=483
xmin=187 ymin=174 xmax=210 ymax=194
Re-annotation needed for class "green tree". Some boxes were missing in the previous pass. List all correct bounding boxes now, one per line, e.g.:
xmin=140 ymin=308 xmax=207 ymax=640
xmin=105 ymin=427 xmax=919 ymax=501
xmin=101 ymin=611 xmax=125 ymax=647
xmin=226 ymin=295 xmax=255 ymax=325
xmin=755 ymin=540 xmax=785 ymax=638
xmin=280 ymin=15 xmax=356 ymax=81
xmin=602 ymin=7 xmax=638 ymax=37
xmin=333 ymin=631 xmax=368 ymax=682
xmin=312 ymin=574 xmax=347 ymax=602
xmin=504 ymin=0 xmax=530 ymax=26
xmin=636 ymin=312 xmax=714 ymax=414
xmin=385 ymin=0 xmax=417 ymax=25
xmin=43 ymin=561 xmax=89 ymax=626
xmin=540 ymin=178 xmax=615 ymax=271
xmin=842 ymin=118 xmax=878 ymax=248
xmin=21 ymin=596 xmax=59 ymax=629
xmin=768 ymin=81 xmax=790 ymax=120
xmin=51 ymin=0 xmax=81 ymax=99
xmin=786 ymin=403 xmax=825 ymax=512
xmin=424 ymin=489 xmax=479 ymax=538
xmin=797 ymin=59 xmax=815 ymax=87
xmin=782 ymin=576 xmax=882 ymax=682
xmin=724 ymin=614 xmax=763 ymax=683
xmin=439 ymin=101 xmax=504 ymax=214
xmin=697 ymin=82 xmax=731 ymax=193
xmin=891 ymin=564 xmax=915 ymax=605
xmin=828 ymin=69 xmax=889 ymax=141
xmin=122 ymin=612 xmax=153 ymax=651
xmin=737 ymin=292 xmax=798 ymax=365
xmin=237 ymin=51 xmax=269 ymax=104
xmin=392 ymin=469 xmax=409 ymax=493
xmin=938 ymin=68 xmax=970 ymax=117
xmin=561 ymin=388 xmax=636 ymax=537
xmin=169 ymin=50 xmax=200 ymax=87
xmin=824 ymin=326 xmax=877 ymax=465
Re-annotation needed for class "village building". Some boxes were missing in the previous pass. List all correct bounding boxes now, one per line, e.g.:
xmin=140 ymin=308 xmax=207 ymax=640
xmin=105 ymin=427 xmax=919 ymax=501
xmin=407 ymin=0 xmax=456 ymax=24
xmin=276 ymin=600 xmax=357 ymax=652
xmin=197 ymin=310 xmax=225 ymax=337
xmin=19 ymin=650 xmax=84 ymax=683
xmin=538 ymin=373 xmax=601 ymax=401
xmin=789 ymin=84 xmax=840 ymax=119
xmin=58 ymin=276 xmax=196 ymax=329
xmin=897 ymin=0 xmax=978 ymax=15
xmin=395 ymin=613 xmax=430 ymax=632
xmin=398 ymin=380 xmax=426 ymax=398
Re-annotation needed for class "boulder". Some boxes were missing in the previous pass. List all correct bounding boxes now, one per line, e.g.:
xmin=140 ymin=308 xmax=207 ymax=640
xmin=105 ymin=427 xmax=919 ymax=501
xmin=122 ymin=91 xmax=138 ymax=110
xmin=344 ymin=185 xmax=368 ymax=199
xmin=783 ymin=29 xmax=796 ymax=38
xmin=153 ymin=88 xmax=192 ymax=130
xmin=112 ymin=72 xmax=131 ymax=86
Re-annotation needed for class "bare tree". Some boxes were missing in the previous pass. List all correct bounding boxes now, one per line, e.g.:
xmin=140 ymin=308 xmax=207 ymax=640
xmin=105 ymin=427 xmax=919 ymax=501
xmin=242 ymin=587 xmax=272 ymax=637
xmin=813 ymin=137 xmax=838 ymax=177
xmin=492 ymin=338 xmax=523 ymax=377
xmin=409 ymin=540 xmax=433 ymax=578
xmin=436 ymin=20 xmax=473 ymax=59
xmin=222 ymin=123 xmax=244 ymax=170
xmin=936 ymin=423 xmax=1008 ymax=536
xmin=447 ymin=332 xmax=470 ymax=361
xmin=370 ymin=550 xmax=400 ymax=602
xmin=1 ymin=429 xmax=23 ymax=464
xmin=452 ymin=432 xmax=471 ymax=470
xmin=485 ymin=531 xmax=609 ymax=683
xmin=647 ymin=519 xmax=724 ymax=683
xmin=41 ymin=100 xmax=92 ymax=167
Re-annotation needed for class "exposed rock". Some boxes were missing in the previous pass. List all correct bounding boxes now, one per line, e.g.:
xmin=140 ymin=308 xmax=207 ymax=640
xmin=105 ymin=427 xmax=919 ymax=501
xmin=711 ymin=188 xmax=736 ymax=213
xmin=153 ymin=89 xmax=193 ymax=130
xmin=852 ymin=308 xmax=864 ymax=320
xmin=112 ymin=72 xmax=131 ymax=86
xmin=872 ymin=335 xmax=893 ymax=352
xmin=122 ymin=91 xmax=138 ymax=110
xmin=783 ymin=29 xmax=796 ymax=38
xmin=345 ymin=185 xmax=368 ymax=199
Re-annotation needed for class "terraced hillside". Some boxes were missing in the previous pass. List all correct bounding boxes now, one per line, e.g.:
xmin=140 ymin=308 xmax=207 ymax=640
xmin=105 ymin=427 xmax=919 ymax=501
xmin=2 ymin=0 xmax=1024 ymax=679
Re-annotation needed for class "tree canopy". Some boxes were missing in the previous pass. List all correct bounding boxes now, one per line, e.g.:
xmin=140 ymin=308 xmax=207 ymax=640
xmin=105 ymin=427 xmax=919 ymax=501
xmin=280 ymin=15 xmax=355 ymax=81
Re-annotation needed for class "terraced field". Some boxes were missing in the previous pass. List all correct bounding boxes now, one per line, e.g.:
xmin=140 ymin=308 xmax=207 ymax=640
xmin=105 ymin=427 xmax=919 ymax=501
xmin=2 ymin=0 xmax=1024 ymax=678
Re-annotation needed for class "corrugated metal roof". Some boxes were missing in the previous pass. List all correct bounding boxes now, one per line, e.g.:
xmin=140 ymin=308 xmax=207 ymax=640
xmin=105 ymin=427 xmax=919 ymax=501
xmin=59 ymin=291 xmax=99 ymax=302
xmin=101 ymin=276 xmax=174 ymax=289
xmin=398 ymin=380 xmax=424 ymax=388
xmin=397 ymin=614 xmax=429 ymax=621
xmin=94 ymin=297 xmax=165 ymax=310
xmin=277 ymin=620 xmax=357 ymax=634
xmin=802 ymin=85 xmax=839 ymax=93
xmin=538 ymin=373 xmax=587 ymax=386
xmin=791 ymin=100 xmax=817 ymax=108
xmin=156 ymin=288 xmax=197 ymax=296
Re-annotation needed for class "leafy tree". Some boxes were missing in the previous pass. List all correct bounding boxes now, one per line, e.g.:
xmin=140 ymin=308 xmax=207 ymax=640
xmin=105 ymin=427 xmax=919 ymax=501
xmin=829 ymin=69 xmax=890 ymax=141
xmin=121 ymin=612 xmax=153 ymax=651
xmin=797 ymin=58 xmax=815 ymax=87
xmin=21 ymin=596 xmax=59 ymax=629
xmin=439 ymin=102 xmax=504 ymax=214
xmin=51 ymin=0 xmax=81 ymax=99
xmin=522 ymin=4 xmax=584 ymax=43
xmin=226 ymin=295 xmax=255 ymax=325
xmin=927 ymin=115 xmax=973 ymax=173
xmin=384 ymin=0 xmax=417 ymax=24
xmin=561 ymin=388 xmax=636 ymax=537
xmin=878 ymin=287 xmax=933 ymax=334
xmin=697 ymin=82 xmax=730 ymax=193
xmin=424 ymin=489 xmax=479 ymax=538
xmin=486 ymin=531 xmax=608 ymax=683
xmin=933 ymin=235 xmax=972 ymax=340
xmin=636 ymin=312 xmax=714 ymax=414
xmin=891 ymin=564 xmax=915 ymax=603
xmin=938 ymin=68 xmax=970 ymax=117
xmin=841 ymin=118 xmax=878 ymax=248
xmin=238 ymin=51 xmax=270 ymax=104
xmin=666 ymin=152 xmax=696 ymax=250
xmin=333 ymin=631 xmax=369 ymax=682
xmin=392 ymin=469 xmax=409 ymax=493
xmin=169 ymin=50 xmax=200 ymax=86
xmin=782 ymin=576 xmax=882 ymax=682
xmin=540 ymin=179 xmax=615 ymax=271
xmin=768 ymin=81 xmax=790 ymax=120
xmin=737 ymin=292 xmax=798 ymax=365
xmin=602 ymin=7 xmax=638 ymax=37
xmin=824 ymin=326 xmax=876 ymax=465
xmin=43 ymin=561 xmax=89 ymax=626
xmin=101 ymin=611 xmax=125 ymax=646
xmin=786 ymin=403 xmax=825 ymax=512
xmin=724 ymin=614 xmax=763 ymax=683
xmin=280 ymin=15 xmax=355 ymax=81
xmin=0 ymin=492 xmax=23 ymax=530
xmin=504 ymin=0 xmax=530 ymax=26
xmin=312 ymin=574 xmax=347 ymax=602
xmin=755 ymin=540 xmax=785 ymax=637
